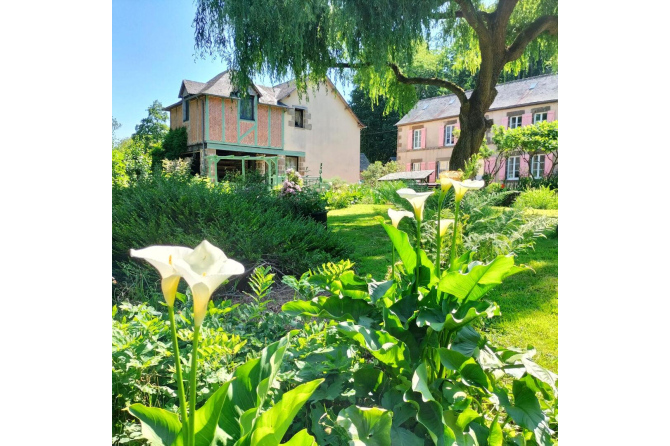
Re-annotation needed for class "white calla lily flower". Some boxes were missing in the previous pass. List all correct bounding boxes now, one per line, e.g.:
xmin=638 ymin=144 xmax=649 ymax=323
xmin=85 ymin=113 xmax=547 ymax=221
xmin=438 ymin=171 xmax=462 ymax=195
xmin=396 ymin=188 xmax=434 ymax=221
xmin=452 ymin=179 xmax=485 ymax=202
xmin=172 ymin=240 xmax=245 ymax=326
xmin=388 ymin=208 xmax=414 ymax=228
xmin=439 ymin=219 xmax=455 ymax=237
xmin=130 ymin=245 xmax=194 ymax=306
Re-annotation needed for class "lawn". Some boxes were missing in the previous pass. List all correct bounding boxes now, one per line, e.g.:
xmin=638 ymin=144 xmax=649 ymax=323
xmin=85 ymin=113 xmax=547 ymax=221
xmin=328 ymin=203 xmax=558 ymax=372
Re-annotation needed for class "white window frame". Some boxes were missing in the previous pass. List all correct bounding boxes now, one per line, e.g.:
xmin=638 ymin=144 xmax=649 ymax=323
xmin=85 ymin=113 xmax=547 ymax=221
xmin=444 ymin=125 xmax=455 ymax=146
xmin=413 ymin=129 xmax=422 ymax=149
xmin=531 ymin=154 xmax=545 ymax=179
xmin=507 ymin=156 xmax=520 ymax=180
xmin=508 ymin=115 xmax=521 ymax=129
xmin=533 ymin=112 xmax=548 ymax=124
xmin=412 ymin=162 xmax=422 ymax=172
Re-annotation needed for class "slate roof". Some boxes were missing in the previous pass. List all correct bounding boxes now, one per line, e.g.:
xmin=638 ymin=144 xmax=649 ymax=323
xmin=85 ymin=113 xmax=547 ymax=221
xmin=378 ymin=170 xmax=434 ymax=181
xmin=396 ymin=74 xmax=558 ymax=126
xmin=360 ymin=153 xmax=370 ymax=171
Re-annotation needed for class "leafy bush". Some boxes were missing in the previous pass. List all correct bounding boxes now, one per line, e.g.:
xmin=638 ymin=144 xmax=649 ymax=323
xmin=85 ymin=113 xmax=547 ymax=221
xmin=517 ymin=173 xmax=559 ymax=191
xmin=324 ymin=183 xmax=363 ymax=209
xmin=513 ymin=186 xmax=559 ymax=210
xmin=360 ymin=161 xmax=401 ymax=187
xmin=112 ymin=174 xmax=349 ymax=284
xmin=160 ymin=127 xmax=188 ymax=160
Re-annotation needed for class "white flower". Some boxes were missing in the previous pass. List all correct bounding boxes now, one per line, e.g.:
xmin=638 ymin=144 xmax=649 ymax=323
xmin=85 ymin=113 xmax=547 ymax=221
xmin=387 ymin=208 xmax=414 ymax=228
xmin=452 ymin=180 xmax=485 ymax=202
xmin=438 ymin=171 xmax=462 ymax=195
xmin=438 ymin=219 xmax=455 ymax=237
xmin=396 ymin=188 xmax=434 ymax=221
xmin=172 ymin=240 xmax=245 ymax=326
xmin=130 ymin=245 xmax=194 ymax=306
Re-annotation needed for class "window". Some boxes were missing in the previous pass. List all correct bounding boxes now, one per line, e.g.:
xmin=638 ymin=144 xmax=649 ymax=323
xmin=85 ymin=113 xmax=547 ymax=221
xmin=182 ymin=99 xmax=190 ymax=122
xmin=533 ymin=112 xmax=548 ymax=124
xmin=413 ymin=129 xmax=422 ymax=149
xmin=286 ymin=156 xmax=298 ymax=172
xmin=412 ymin=162 xmax=422 ymax=171
xmin=444 ymin=125 xmax=455 ymax=146
xmin=437 ymin=160 xmax=449 ymax=176
xmin=531 ymin=154 xmax=545 ymax=179
xmin=508 ymin=115 xmax=522 ymax=129
xmin=240 ymin=96 xmax=255 ymax=121
xmin=507 ymin=156 xmax=520 ymax=180
xmin=294 ymin=109 xmax=304 ymax=128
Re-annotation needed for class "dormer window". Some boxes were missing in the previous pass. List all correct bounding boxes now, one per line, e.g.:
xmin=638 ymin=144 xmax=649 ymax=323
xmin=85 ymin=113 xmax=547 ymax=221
xmin=240 ymin=96 xmax=255 ymax=121
xmin=182 ymin=99 xmax=189 ymax=122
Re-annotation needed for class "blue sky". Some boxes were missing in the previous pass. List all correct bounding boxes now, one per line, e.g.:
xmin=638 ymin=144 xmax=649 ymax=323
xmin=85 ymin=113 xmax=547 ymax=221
xmin=113 ymin=0 xmax=351 ymax=140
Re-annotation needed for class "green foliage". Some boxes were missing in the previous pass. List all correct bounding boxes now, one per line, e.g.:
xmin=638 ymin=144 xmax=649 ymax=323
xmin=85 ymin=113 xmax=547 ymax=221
xmin=112 ymin=174 xmax=349 ymax=284
xmin=133 ymin=100 xmax=169 ymax=162
xmin=512 ymin=186 xmax=558 ymax=210
xmin=350 ymin=87 xmax=400 ymax=163
xmin=113 ymin=138 xmax=153 ymax=188
xmin=162 ymin=158 xmax=193 ymax=180
xmin=324 ymin=183 xmax=364 ymax=209
xmin=161 ymin=127 xmax=189 ymax=160
xmin=113 ymin=117 xmax=122 ymax=149
xmin=280 ymin=187 xmax=328 ymax=215
xmin=517 ymin=173 xmax=558 ymax=191
xmin=361 ymin=161 xmax=402 ymax=187
xmin=281 ymin=191 xmax=558 ymax=445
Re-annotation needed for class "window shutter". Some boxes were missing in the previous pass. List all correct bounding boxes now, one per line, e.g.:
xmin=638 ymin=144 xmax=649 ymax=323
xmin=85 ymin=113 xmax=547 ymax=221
xmin=438 ymin=125 xmax=444 ymax=147
xmin=427 ymin=161 xmax=436 ymax=182
xmin=547 ymin=111 xmax=555 ymax=122
xmin=454 ymin=121 xmax=460 ymax=143
xmin=406 ymin=163 xmax=411 ymax=172
xmin=420 ymin=129 xmax=426 ymax=148
xmin=545 ymin=153 xmax=553 ymax=175
xmin=521 ymin=114 xmax=532 ymax=126
xmin=408 ymin=129 xmax=413 ymax=150
xmin=501 ymin=117 xmax=507 ymax=129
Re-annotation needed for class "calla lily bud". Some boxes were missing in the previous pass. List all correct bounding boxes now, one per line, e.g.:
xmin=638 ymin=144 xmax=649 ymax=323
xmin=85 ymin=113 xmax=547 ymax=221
xmin=452 ymin=179 xmax=485 ymax=203
xmin=396 ymin=188 xmax=434 ymax=222
xmin=388 ymin=208 xmax=414 ymax=228
xmin=173 ymin=240 xmax=244 ymax=327
xmin=130 ymin=245 xmax=194 ymax=306
xmin=439 ymin=219 xmax=455 ymax=237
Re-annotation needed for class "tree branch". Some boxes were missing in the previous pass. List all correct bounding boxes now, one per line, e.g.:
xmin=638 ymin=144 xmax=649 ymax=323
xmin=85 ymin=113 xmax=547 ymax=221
xmin=453 ymin=0 xmax=490 ymax=40
xmin=495 ymin=0 xmax=520 ymax=24
xmin=333 ymin=62 xmax=468 ymax=105
xmin=506 ymin=15 xmax=558 ymax=62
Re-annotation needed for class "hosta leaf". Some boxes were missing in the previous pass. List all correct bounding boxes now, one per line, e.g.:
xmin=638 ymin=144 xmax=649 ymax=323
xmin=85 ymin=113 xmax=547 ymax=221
xmin=383 ymin=224 xmax=417 ymax=273
xmin=337 ymin=406 xmax=393 ymax=446
xmin=241 ymin=379 xmax=324 ymax=446
xmin=128 ymin=404 xmax=181 ymax=446
xmin=338 ymin=322 xmax=410 ymax=370
xmin=282 ymin=295 xmax=372 ymax=322
xmin=438 ymin=255 xmax=525 ymax=303
xmin=281 ymin=429 xmax=318 ymax=446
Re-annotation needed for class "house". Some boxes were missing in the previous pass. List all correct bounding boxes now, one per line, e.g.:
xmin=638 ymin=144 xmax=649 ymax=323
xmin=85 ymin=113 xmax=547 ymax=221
xmin=395 ymin=74 xmax=558 ymax=184
xmin=163 ymin=70 xmax=365 ymax=184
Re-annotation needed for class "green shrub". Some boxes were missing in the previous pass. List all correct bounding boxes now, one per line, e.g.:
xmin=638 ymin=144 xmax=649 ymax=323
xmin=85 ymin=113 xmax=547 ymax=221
xmin=112 ymin=174 xmax=349 ymax=285
xmin=360 ymin=160 xmax=401 ymax=187
xmin=160 ymin=127 xmax=188 ymax=160
xmin=324 ymin=183 xmax=363 ymax=209
xmin=513 ymin=186 xmax=559 ymax=210
xmin=517 ymin=173 xmax=558 ymax=191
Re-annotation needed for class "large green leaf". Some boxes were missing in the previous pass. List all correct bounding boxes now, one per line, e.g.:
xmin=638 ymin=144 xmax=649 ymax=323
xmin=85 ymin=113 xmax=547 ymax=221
xmin=338 ymin=322 xmax=410 ymax=370
xmin=369 ymin=280 xmax=396 ymax=304
xmin=192 ymin=380 xmax=234 ymax=446
xmin=390 ymin=426 xmax=424 ymax=446
xmin=382 ymin=223 xmax=418 ymax=272
xmin=416 ymin=301 xmax=499 ymax=333
xmin=411 ymin=363 xmax=436 ymax=403
xmin=403 ymin=390 xmax=448 ymax=446
xmin=281 ymin=429 xmax=318 ymax=446
xmin=450 ymin=326 xmax=482 ymax=358
xmin=438 ymin=349 xmax=491 ymax=391
xmin=239 ymin=379 xmax=324 ymax=446
xmin=520 ymin=358 xmax=558 ymax=394
xmin=217 ymin=336 xmax=290 ymax=445
xmin=438 ymin=255 xmax=525 ymax=303
xmin=337 ymin=406 xmax=393 ymax=446
xmin=128 ymin=404 xmax=182 ymax=446
xmin=487 ymin=414 xmax=503 ymax=446
xmin=282 ymin=295 xmax=372 ymax=322
xmin=353 ymin=367 xmax=384 ymax=398
xmin=494 ymin=381 xmax=553 ymax=446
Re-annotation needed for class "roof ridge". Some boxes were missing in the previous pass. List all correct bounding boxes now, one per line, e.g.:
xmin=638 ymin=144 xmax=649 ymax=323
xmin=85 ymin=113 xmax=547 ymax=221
xmin=414 ymin=73 xmax=558 ymax=104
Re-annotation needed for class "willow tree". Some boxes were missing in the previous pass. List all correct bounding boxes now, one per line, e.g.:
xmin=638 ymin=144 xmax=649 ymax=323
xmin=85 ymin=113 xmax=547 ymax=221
xmin=193 ymin=0 xmax=558 ymax=170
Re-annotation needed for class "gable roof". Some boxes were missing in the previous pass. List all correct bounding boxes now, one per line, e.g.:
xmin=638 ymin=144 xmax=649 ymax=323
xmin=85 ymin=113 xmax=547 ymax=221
xmin=396 ymin=74 xmax=558 ymax=126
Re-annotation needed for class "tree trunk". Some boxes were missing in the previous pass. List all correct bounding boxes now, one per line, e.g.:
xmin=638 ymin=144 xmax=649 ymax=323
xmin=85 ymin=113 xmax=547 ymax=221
xmin=449 ymin=88 xmax=496 ymax=171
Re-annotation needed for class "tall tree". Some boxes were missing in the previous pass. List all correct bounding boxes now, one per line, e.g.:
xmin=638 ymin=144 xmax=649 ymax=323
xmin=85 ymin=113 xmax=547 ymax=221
xmin=193 ymin=0 xmax=557 ymax=170
xmin=350 ymin=87 xmax=400 ymax=163
xmin=112 ymin=117 xmax=122 ymax=149
xmin=132 ymin=100 xmax=168 ymax=157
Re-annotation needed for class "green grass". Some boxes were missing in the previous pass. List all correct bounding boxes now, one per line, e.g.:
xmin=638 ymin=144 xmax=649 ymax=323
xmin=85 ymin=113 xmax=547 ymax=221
xmin=328 ymin=204 xmax=558 ymax=373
